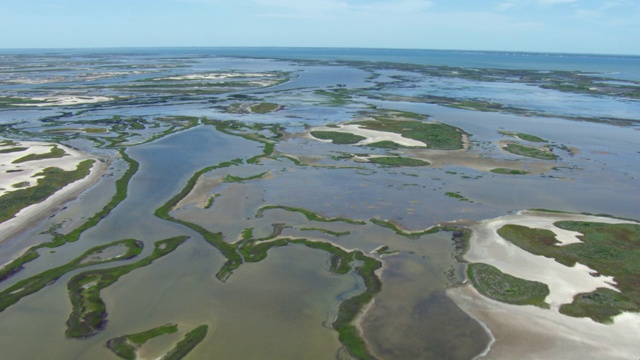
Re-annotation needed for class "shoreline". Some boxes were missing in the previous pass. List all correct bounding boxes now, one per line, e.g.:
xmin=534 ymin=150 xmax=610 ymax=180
xmin=448 ymin=210 xmax=640 ymax=359
xmin=0 ymin=142 xmax=111 ymax=256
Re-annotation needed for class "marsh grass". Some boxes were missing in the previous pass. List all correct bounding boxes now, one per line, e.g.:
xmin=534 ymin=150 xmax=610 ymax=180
xmin=467 ymin=263 xmax=550 ymax=308
xmin=503 ymin=143 xmax=557 ymax=160
xmin=498 ymin=221 xmax=640 ymax=322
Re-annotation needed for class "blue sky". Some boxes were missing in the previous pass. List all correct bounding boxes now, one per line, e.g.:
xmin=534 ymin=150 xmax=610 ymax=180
xmin=1 ymin=0 xmax=638 ymax=54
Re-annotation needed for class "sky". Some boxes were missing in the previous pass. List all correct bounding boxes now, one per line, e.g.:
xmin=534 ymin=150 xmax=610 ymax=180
xmin=0 ymin=0 xmax=639 ymax=54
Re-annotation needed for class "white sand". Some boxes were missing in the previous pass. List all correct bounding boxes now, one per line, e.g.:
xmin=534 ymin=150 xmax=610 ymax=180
xmin=0 ymin=141 xmax=106 ymax=244
xmin=14 ymin=96 xmax=112 ymax=107
xmin=449 ymin=210 xmax=640 ymax=359
xmin=310 ymin=124 xmax=427 ymax=147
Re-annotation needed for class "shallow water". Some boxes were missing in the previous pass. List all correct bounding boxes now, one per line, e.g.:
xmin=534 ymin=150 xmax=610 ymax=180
xmin=0 ymin=49 xmax=638 ymax=359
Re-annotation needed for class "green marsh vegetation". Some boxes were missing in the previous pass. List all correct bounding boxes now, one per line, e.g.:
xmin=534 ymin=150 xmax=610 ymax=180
xmin=467 ymin=263 xmax=550 ymax=308
xmin=0 ymin=239 xmax=143 ymax=314
xmin=107 ymin=324 xmax=178 ymax=360
xmin=445 ymin=191 xmax=472 ymax=202
xmin=497 ymin=221 xmax=640 ymax=323
xmin=228 ymin=102 xmax=281 ymax=114
xmin=11 ymin=145 xmax=66 ymax=163
xmin=490 ymin=168 xmax=530 ymax=175
xmin=256 ymin=205 xmax=366 ymax=225
xmin=107 ymin=323 xmax=208 ymax=360
xmin=503 ymin=143 xmax=558 ymax=160
xmin=370 ymin=218 xmax=438 ymax=239
xmin=368 ymin=156 xmax=430 ymax=167
xmin=310 ymin=131 xmax=367 ymax=144
xmin=499 ymin=130 xmax=547 ymax=143
xmin=66 ymin=236 xmax=188 ymax=338
xmin=353 ymin=111 xmax=467 ymax=150
xmin=0 ymin=160 xmax=94 ymax=224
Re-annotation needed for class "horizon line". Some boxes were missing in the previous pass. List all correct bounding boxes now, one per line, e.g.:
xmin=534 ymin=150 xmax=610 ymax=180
xmin=0 ymin=46 xmax=638 ymax=58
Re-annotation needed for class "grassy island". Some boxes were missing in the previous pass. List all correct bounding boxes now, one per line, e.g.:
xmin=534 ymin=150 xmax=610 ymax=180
xmin=66 ymin=236 xmax=188 ymax=338
xmin=0 ymin=239 xmax=143 ymax=313
xmin=0 ymin=160 xmax=95 ymax=224
xmin=497 ymin=221 xmax=640 ymax=323
xmin=368 ymin=156 xmax=430 ymax=167
xmin=467 ymin=263 xmax=550 ymax=308
xmin=490 ymin=168 xmax=530 ymax=175
xmin=503 ymin=143 xmax=558 ymax=160
xmin=354 ymin=114 xmax=466 ymax=150
xmin=107 ymin=324 xmax=208 ymax=360
xmin=310 ymin=131 xmax=367 ymax=144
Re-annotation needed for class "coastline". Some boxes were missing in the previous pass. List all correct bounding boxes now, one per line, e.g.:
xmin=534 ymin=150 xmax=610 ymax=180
xmin=0 ymin=142 xmax=110 ymax=252
xmin=448 ymin=210 xmax=640 ymax=359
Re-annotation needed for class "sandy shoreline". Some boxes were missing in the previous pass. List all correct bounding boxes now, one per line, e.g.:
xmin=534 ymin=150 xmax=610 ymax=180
xmin=0 ymin=141 xmax=110 ymax=254
xmin=448 ymin=210 xmax=640 ymax=359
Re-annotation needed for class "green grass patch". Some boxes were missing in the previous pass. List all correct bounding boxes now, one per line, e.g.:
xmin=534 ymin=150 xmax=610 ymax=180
xmin=66 ymin=236 xmax=188 ymax=338
xmin=490 ymin=168 xmax=530 ymax=175
xmin=163 ymin=324 xmax=209 ymax=360
xmin=250 ymin=102 xmax=280 ymax=114
xmin=0 ymin=160 xmax=94 ymax=224
xmin=445 ymin=191 xmax=471 ymax=201
xmin=503 ymin=143 xmax=557 ymax=160
xmin=12 ymin=145 xmax=66 ymax=164
xmin=370 ymin=218 xmax=436 ymax=238
xmin=310 ymin=131 xmax=366 ymax=144
xmin=499 ymin=130 xmax=547 ymax=143
xmin=300 ymin=228 xmax=351 ymax=237
xmin=0 ymin=146 xmax=28 ymax=154
xmin=224 ymin=171 xmax=269 ymax=183
xmin=354 ymin=117 xmax=465 ymax=150
xmin=364 ymin=140 xmax=402 ymax=149
xmin=107 ymin=323 xmax=207 ymax=360
xmin=498 ymin=221 xmax=640 ymax=322
xmin=368 ymin=156 xmax=429 ymax=167
xmin=257 ymin=205 xmax=366 ymax=225
xmin=0 ymin=239 xmax=143 ymax=314
xmin=467 ymin=263 xmax=550 ymax=307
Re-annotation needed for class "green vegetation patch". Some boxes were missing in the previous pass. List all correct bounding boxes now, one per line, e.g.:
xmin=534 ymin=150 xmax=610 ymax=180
xmin=364 ymin=140 xmax=402 ymax=149
xmin=490 ymin=168 xmax=530 ymax=175
xmin=370 ymin=218 xmax=437 ymax=239
xmin=0 ymin=146 xmax=28 ymax=154
xmin=467 ymin=263 xmax=550 ymax=307
xmin=499 ymin=130 xmax=547 ymax=143
xmin=107 ymin=324 xmax=208 ymax=360
xmin=0 ymin=239 xmax=143 ymax=314
xmin=498 ymin=221 xmax=640 ymax=322
xmin=12 ymin=145 xmax=66 ymax=164
xmin=503 ymin=143 xmax=557 ymax=160
xmin=310 ymin=131 xmax=366 ymax=145
xmin=368 ymin=156 xmax=429 ymax=167
xmin=107 ymin=324 xmax=178 ymax=359
xmin=445 ymin=191 xmax=471 ymax=202
xmin=354 ymin=116 xmax=465 ymax=150
xmin=257 ymin=205 xmax=366 ymax=225
xmin=163 ymin=325 xmax=209 ymax=360
xmin=0 ymin=160 xmax=94 ymax=224
xmin=66 ymin=236 xmax=188 ymax=338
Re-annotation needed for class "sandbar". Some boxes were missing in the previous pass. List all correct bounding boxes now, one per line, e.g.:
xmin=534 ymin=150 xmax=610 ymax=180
xmin=0 ymin=141 xmax=108 ymax=246
xmin=449 ymin=210 xmax=640 ymax=359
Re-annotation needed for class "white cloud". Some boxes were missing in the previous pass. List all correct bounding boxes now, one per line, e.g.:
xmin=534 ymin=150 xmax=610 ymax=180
xmin=536 ymin=0 xmax=577 ymax=5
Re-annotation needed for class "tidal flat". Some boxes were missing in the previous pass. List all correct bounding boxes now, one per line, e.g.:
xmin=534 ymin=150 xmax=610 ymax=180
xmin=0 ymin=49 xmax=638 ymax=359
